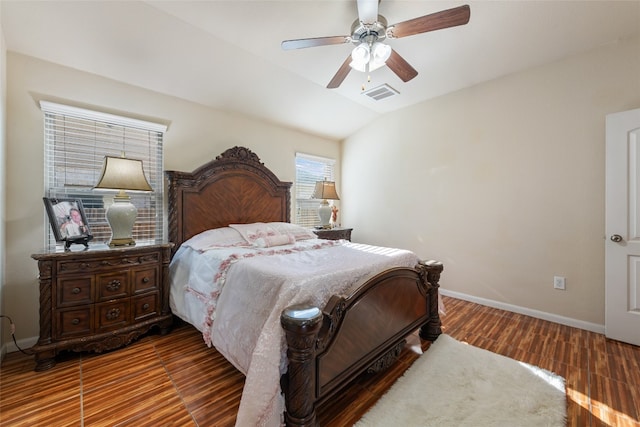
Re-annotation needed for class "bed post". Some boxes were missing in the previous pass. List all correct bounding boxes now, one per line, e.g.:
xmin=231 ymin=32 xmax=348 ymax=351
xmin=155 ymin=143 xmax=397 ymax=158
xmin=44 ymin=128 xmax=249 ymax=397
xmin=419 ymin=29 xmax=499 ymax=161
xmin=418 ymin=259 xmax=444 ymax=341
xmin=281 ymin=305 xmax=323 ymax=427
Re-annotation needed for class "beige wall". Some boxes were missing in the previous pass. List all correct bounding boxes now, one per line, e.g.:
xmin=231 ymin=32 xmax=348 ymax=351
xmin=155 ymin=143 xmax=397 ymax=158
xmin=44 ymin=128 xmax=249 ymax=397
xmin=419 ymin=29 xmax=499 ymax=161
xmin=3 ymin=52 xmax=339 ymax=347
xmin=0 ymin=16 xmax=7 ymax=357
xmin=342 ymin=35 xmax=640 ymax=328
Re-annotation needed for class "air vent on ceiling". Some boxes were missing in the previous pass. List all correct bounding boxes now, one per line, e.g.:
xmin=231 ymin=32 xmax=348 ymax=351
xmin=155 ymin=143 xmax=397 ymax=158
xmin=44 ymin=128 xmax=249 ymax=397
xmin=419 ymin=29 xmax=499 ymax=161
xmin=362 ymin=84 xmax=399 ymax=101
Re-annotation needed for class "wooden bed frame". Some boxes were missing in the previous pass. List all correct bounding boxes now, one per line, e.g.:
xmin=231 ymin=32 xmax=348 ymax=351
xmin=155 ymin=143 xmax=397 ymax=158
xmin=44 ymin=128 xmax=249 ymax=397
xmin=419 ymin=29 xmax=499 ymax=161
xmin=165 ymin=146 xmax=444 ymax=427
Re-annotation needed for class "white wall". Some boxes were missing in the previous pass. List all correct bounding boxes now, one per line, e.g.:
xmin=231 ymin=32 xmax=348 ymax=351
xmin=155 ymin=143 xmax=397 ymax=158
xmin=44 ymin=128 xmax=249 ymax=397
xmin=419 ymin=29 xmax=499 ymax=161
xmin=3 ymin=52 xmax=340 ymax=348
xmin=342 ymin=35 xmax=640 ymax=328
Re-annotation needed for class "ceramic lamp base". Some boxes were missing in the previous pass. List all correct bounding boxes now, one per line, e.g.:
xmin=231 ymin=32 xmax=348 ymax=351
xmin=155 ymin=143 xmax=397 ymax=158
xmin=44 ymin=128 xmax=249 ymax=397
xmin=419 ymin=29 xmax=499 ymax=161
xmin=317 ymin=200 xmax=332 ymax=229
xmin=106 ymin=194 xmax=137 ymax=246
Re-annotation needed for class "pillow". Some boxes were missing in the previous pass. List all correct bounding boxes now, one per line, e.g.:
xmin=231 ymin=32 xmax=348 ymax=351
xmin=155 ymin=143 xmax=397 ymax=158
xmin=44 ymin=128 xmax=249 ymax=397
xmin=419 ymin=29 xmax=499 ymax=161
xmin=253 ymin=233 xmax=296 ymax=248
xmin=229 ymin=222 xmax=280 ymax=245
xmin=268 ymin=222 xmax=317 ymax=241
xmin=182 ymin=227 xmax=248 ymax=251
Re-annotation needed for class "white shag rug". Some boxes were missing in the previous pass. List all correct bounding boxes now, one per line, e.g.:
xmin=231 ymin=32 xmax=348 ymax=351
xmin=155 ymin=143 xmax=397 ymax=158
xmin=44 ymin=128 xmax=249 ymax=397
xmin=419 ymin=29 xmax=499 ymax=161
xmin=355 ymin=334 xmax=566 ymax=427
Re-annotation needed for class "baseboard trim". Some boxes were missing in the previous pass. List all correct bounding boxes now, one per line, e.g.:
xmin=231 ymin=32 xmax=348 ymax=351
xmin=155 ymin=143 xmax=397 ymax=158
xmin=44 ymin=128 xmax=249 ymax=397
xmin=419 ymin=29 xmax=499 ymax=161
xmin=440 ymin=289 xmax=605 ymax=335
xmin=2 ymin=336 xmax=38 ymax=357
xmin=1 ymin=293 xmax=605 ymax=359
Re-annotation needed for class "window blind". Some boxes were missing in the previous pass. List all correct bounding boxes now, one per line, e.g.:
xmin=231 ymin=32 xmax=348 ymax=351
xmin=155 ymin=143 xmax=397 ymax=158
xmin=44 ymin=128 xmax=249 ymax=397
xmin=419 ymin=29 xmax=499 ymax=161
xmin=295 ymin=153 xmax=336 ymax=228
xmin=41 ymin=101 xmax=166 ymax=248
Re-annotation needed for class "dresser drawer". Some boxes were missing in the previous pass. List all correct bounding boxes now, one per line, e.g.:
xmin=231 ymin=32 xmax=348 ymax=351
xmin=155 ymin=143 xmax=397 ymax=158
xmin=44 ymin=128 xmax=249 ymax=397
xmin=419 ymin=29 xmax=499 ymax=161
xmin=133 ymin=292 xmax=159 ymax=322
xmin=57 ymin=306 xmax=93 ymax=339
xmin=95 ymin=300 xmax=130 ymax=332
xmin=96 ymin=270 xmax=129 ymax=302
xmin=32 ymin=243 xmax=174 ymax=371
xmin=132 ymin=267 xmax=158 ymax=294
xmin=57 ymin=276 xmax=93 ymax=307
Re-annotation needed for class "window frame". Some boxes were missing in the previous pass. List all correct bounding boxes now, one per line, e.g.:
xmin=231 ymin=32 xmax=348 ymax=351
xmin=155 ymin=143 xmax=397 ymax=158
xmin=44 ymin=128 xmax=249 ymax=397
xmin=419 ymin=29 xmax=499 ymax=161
xmin=294 ymin=152 xmax=336 ymax=228
xmin=41 ymin=101 xmax=166 ymax=248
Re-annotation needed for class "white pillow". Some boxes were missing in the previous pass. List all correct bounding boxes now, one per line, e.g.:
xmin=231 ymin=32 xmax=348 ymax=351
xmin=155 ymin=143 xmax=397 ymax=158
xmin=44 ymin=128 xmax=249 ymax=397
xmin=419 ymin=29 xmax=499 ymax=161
xmin=182 ymin=227 xmax=248 ymax=251
xmin=253 ymin=233 xmax=296 ymax=248
xmin=268 ymin=222 xmax=317 ymax=241
xmin=229 ymin=222 xmax=280 ymax=245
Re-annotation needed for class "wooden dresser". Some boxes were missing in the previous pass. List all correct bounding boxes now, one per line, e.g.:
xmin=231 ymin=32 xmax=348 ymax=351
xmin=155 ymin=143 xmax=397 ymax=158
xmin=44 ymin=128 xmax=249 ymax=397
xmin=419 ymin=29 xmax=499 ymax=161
xmin=30 ymin=242 xmax=173 ymax=371
xmin=313 ymin=227 xmax=353 ymax=241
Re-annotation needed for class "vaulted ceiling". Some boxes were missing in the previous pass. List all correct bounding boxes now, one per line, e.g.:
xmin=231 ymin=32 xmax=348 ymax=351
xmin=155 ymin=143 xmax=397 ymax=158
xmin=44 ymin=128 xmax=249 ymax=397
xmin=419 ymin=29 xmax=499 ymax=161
xmin=2 ymin=1 xmax=639 ymax=140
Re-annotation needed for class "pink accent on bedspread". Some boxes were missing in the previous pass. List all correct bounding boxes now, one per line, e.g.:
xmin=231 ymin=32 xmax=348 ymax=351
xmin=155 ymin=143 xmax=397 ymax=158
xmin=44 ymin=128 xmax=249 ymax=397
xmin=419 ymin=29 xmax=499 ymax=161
xmin=169 ymin=239 xmax=420 ymax=426
xmin=200 ymin=240 xmax=341 ymax=347
xmin=206 ymin=242 xmax=420 ymax=427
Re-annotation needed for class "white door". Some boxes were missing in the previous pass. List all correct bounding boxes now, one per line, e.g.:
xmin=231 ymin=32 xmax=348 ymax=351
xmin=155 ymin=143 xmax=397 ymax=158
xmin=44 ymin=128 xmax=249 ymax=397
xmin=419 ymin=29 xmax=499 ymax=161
xmin=605 ymin=108 xmax=640 ymax=346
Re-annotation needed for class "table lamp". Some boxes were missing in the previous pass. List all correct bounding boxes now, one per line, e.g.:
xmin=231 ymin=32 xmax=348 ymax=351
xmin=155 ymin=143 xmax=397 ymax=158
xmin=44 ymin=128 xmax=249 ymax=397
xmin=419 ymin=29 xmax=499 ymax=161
xmin=311 ymin=180 xmax=340 ymax=229
xmin=94 ymin=156 xmax=152 ymax=246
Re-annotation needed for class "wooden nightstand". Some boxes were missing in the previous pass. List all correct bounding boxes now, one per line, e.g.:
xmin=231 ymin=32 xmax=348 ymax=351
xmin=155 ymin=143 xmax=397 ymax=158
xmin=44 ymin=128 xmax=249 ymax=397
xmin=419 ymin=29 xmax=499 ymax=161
xmin=30 ymin=242 xmax=174 ymax=371
xmin=313 ymin=227 xmax=353 ymax=241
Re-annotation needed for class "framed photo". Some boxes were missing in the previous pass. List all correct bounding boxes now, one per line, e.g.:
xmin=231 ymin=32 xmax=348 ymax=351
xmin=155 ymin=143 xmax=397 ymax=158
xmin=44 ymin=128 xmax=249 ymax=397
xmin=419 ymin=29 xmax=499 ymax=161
xmin=43 ymin=198 xmax=92 ymax=243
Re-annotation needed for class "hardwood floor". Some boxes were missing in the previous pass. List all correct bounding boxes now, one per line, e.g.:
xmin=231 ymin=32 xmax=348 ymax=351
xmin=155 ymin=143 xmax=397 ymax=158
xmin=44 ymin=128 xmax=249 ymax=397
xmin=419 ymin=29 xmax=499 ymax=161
xmin=1 ymin=296 xmax=639 ymax=426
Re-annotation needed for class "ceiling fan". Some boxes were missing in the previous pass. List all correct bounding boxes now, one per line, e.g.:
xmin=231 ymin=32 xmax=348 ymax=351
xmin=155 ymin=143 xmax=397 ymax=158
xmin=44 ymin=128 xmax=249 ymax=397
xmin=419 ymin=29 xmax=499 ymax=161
xmin=281 ymin=0 xmax=470 ymax=89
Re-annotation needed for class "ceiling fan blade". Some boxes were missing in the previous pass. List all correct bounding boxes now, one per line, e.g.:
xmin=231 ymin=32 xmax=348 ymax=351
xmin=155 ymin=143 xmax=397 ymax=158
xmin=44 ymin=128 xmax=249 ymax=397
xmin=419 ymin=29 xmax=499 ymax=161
xmin=386 ymin=49 xmax=418 ymax=82
xmin=327 ymin=55 xmax=353 ymax=89
xmin=281 ymin=35 xmax=351 ymax=50
xmin=388 ymin=4 xmax=470 ymax=39
xmin=357 ymin=0 xmax=379 ymax=25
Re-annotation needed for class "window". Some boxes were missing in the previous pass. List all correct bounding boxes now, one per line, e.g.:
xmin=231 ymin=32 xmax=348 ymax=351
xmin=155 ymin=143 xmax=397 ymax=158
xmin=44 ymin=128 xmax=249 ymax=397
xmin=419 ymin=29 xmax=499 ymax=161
xmin=295 ymin=153 xmax=336 ymax=228
xmin=41 ymin=101 xmax=166 ymax=247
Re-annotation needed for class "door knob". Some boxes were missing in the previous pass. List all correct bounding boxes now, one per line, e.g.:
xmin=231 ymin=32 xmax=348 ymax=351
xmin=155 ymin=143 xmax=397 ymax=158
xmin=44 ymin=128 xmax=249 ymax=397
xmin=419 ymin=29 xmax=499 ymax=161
xmin=611 ymin=234 xmax=623 ymax=242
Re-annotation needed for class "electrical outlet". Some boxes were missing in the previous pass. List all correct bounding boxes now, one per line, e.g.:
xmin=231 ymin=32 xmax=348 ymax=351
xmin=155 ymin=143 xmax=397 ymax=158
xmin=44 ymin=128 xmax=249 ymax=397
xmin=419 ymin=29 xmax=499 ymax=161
xmin=553 ymin=276 xmax=566 ymax=290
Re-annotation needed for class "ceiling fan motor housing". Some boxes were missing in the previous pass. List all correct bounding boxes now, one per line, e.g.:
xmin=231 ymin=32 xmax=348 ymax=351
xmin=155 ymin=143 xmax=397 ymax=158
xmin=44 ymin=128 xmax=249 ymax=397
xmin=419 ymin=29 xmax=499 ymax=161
xmin=351 ymin=15 xmax=387 ymax=45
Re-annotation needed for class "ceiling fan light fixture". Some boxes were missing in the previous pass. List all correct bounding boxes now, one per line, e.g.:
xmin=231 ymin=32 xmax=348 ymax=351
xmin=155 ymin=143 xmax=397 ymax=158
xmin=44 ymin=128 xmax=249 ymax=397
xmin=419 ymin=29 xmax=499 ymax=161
xmin=349 ymin=43 xmax=370 ymax=71
xmin=368 ymin=60 xmax=384 ymax=72
xmin=369 ymin=42 xmax=391 ymax=71
xmin=349 ymin=60 xmax=367 ymax=72
xmin=371 ymin=42 xmax=391 ymax=62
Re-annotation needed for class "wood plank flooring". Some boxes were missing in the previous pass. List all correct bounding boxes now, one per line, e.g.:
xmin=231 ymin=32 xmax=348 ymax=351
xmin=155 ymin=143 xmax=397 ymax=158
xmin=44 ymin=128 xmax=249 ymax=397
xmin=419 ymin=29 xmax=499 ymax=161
xmin=1 ymin=296 xmax=639 ymax=426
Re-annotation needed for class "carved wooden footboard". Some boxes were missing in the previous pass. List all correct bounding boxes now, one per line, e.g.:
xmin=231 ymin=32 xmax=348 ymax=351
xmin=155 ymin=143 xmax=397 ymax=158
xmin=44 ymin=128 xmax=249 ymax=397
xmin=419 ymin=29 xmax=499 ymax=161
xmin=281 ymin=259 xmax=444 ymax=427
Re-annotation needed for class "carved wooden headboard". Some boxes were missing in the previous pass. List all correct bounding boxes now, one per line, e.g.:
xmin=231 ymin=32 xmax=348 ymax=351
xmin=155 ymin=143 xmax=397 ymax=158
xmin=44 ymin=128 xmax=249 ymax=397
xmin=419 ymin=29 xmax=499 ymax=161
xmin=165 ymin=146 xmax=292 ymax=252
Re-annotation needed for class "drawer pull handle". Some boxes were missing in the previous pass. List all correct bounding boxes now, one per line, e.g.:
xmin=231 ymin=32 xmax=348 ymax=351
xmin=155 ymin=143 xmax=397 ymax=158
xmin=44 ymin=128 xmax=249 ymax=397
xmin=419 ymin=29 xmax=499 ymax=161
xmin=142 ymin=277 xmax=150 ymax=284
xmin=106 ymin=308 xmax=121 ymax=320
xmin=142 ymin=303 xmax=150 ymax=310
xmin=72 ymin=318 xmax=80 ymax=325
xmin=106 ymin=280 xmax=121 ymax=291
xmin=71 ymin=287 xmax=81 ymax=294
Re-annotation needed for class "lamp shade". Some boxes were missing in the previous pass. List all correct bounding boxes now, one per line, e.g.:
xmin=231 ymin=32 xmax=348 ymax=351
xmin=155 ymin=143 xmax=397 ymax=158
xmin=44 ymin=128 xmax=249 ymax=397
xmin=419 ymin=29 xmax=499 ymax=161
xmin=311 ymin=181 xmax=340 ymax=201
xmin=94 ymin=156 xmax=153 ymax=192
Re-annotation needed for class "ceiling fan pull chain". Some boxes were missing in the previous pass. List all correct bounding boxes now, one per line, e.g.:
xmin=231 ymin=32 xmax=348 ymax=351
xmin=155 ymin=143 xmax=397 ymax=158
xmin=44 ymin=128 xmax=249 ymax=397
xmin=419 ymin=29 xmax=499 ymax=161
xmin=361 ymin=74 xmax=372 ymax=92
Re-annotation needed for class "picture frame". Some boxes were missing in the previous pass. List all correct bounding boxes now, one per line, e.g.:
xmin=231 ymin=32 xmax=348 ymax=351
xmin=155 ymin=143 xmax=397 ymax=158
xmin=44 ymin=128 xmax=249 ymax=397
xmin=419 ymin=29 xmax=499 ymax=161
xmin=43 ymin=198 xmax=93 ymax=249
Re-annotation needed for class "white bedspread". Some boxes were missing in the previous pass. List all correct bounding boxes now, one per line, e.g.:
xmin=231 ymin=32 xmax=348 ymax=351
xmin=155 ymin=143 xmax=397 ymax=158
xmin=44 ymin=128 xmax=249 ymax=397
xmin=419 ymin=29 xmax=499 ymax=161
xmin=169 ymin=239 xmax=420 ymax=427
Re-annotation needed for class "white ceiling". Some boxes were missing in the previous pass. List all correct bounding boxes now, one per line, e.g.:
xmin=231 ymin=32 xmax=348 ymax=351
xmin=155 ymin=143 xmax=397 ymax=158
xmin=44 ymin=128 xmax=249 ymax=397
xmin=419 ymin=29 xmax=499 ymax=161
xmin=2 ymin=1 xmax=639 ymax=140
